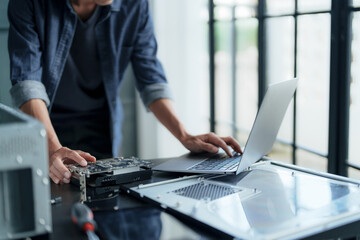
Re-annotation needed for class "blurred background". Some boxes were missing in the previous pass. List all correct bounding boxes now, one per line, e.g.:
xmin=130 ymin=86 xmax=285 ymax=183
xmin=0 ymin=0 xmax=359 ymax=179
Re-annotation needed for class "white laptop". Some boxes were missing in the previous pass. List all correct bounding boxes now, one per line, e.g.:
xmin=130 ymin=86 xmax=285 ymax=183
xmin=153 ymin=79 xmax=298 ymax=175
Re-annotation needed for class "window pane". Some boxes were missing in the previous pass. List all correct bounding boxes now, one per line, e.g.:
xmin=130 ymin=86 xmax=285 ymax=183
xmin=215 ymin=5 xmax=257 ymax=21
xmin=214 ymin=0 xmax=258 ymax=7
xmin=235 ymin=18 xmax=258 ymax=143
xmin=236 ymin=131 xmax=248 ymax=148
xmin=215 ymin=6 xmax=232 ymax=21
xmin=266 ymin=17 xmax=295 ymax=144
xmin=348 ymin=168 xmax=360 ymax=180
xmin=265 ymin=0 xmax=295 ymax=16
xmin=353 ymin=0 xmax=360 ymax=7
xmin=297 ymin=149 xmax=328 ymax=172
xmin=297 ymin=14 xmax=330 ymax=156
xmin=349 ymin=12 xmax=360 ymax=166
xmin=268 ymin=142 xmax=292 ymax=164
xmin=266 ymin=17 xmax=294 ymax=85
xmin=214 ymin=21 xmax=232 ymax=136
xmin=217 ymin=123 xmax=233 ymax=137
xmin=235 ymin=5 xmax=257 ymax=18
xmin=297 ymin=0 xmax=331 ymax=13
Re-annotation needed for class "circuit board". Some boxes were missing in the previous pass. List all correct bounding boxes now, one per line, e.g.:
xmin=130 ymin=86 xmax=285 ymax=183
xmin=68 ymin=157 xmax=152 ymax=176
xmin=68 ymin=157 xmax=153 ymax=202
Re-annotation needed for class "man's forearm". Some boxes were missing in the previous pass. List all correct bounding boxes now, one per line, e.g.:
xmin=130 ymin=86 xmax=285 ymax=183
xmin=148 ymin=98 xmax=242 ymax=156
xmin=148 ymin=98 xmax=189 ymax=142
xmin=20 ymin=99 xmax=62 ymax=155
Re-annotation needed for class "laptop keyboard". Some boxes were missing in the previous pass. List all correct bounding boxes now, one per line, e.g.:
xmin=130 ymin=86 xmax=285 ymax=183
xmin=187 ymin=152 xmax=242 ymax=171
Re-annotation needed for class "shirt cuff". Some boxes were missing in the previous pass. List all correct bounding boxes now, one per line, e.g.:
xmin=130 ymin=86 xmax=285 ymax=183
xmin=10 ymin=80 xmax=50 ymax=108
xmin=140 ymin=82 xmax=173 ymax=111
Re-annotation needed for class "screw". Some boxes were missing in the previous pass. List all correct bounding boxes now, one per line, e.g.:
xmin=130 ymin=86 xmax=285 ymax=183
xmin=39 ymin=218 xmax=45 ymax=225
xmin=37 ymin=169 xmax=43 ymax=176
xmin=42 ymin=178 xmax=49 ymax=185
xmin=16 ymin=155 xmax=23 ymax=164
xmin=40 ymin=129 xmax=46 ymax=137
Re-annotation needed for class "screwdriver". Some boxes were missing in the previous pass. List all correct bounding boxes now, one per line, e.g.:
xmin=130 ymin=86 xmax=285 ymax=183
xmin=71 ymin=202 xmax=100 ymax=240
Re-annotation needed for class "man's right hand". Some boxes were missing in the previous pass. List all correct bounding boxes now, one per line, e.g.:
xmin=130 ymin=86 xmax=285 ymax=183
xmin=49 ymin=147 xmax=96 ymax=184
xmin=19 ymin=99 xmax=97 ymax=184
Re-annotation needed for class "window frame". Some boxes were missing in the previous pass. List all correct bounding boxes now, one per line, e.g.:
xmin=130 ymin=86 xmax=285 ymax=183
xmin=208 ymin=0 xmax=356 ymax=177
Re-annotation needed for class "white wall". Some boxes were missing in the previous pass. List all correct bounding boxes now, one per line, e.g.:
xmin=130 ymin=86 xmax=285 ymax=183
xmin=137 ymin=0 xmax=210 ymax=158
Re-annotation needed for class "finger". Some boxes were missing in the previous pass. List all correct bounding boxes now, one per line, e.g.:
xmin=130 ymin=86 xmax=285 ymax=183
xmin=52 ymin=159 xmax=72 ymax=181
xmin=62 ymin=178 xmax=70 ymax=184
xmin=63 ymin=149 xmax=87 ymax=166
xmin=50 ymin=164 xmax=70 ymax=183
xmin=49 ymin=164 xmax=64 ymax=180
xmin=200 ymin=142 xmax=219 ymax=153
xmin=222 ymin=136 xmax=242 ymax=154
xmin=76 ymin=150 xmax=96 ymax=162
xmin=207 ymin=133 xmax=233 ymax=156
xmin=49 ymin=172 xmax=60 ymax=184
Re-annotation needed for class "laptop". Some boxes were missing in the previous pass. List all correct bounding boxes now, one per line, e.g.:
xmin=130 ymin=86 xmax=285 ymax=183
xmin=153 ymin=78 xmax=298 ymax=175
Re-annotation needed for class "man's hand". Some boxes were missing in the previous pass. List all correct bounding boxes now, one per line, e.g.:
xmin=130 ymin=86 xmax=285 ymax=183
xmin=18 ymin=99 xmax=97 ymax=184
xmin=49 ymin=147 xmax=96 ymax=184
xmin=180 ymin=133 xmax=242 ymax=157
xmin=148 ymin=99 xmax=242 ymax=157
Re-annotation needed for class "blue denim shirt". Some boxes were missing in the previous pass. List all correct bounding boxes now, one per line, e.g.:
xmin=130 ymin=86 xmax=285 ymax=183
xmin=8 ymin=0 xmax=172 ymax=156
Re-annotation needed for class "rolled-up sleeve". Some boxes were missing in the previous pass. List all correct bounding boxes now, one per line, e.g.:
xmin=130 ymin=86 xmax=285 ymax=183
xmin=131 ymin=0 xmax=172 ymax=109
xmin=10 ymin=80 xmax=50 ymax=108
xmin=140 ymin=82 xmax=173 ymax=108
xmin=8 ymin=0 xmax=46 ymax=107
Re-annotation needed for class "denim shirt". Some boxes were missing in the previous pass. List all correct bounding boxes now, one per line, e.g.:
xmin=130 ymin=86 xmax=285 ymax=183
xmin=7 ymin=0 xmax=172 ymax=156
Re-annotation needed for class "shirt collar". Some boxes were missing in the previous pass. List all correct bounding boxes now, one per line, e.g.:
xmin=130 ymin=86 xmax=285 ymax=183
xmin=66 ymin=0 xmax=122 ymax=13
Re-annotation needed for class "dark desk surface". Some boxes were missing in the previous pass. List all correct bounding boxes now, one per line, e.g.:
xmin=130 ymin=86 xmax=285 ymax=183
xmin=49 ymin=159 xmax=360 ymax=240
xmin=51 ymin=181 xmax=216 ymax=240
xmin=49 ymin=160 xmax=217 ymax=240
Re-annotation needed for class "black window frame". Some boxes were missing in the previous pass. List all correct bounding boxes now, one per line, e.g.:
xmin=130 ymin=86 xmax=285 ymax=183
xmin=208 ymin=0 xmax=356 ymax=177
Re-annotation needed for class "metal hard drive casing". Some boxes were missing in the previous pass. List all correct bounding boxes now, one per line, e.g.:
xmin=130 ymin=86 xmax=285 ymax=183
xmin=0 ymin=104 xmax=52 ymax=240
xmin=128 ymin=160 xmax=360 ymax=240
xmin=68 ymin=157 xmax=152 ymax=202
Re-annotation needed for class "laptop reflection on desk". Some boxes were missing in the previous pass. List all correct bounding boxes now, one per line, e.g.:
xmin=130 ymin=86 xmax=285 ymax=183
xmin=153 ymin=78 xmax=298 ymax=175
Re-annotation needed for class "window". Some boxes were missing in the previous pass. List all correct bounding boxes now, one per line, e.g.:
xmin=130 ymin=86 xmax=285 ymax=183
xmin=139 ymin=0 xmax=210 ymax=158
xmin=212 ymin=0 xmax=258 ymax=148
xmin=209 ymin=0 xmax=358 ymax=177
xmin=348 ymin=5 xmax=360 ymax=178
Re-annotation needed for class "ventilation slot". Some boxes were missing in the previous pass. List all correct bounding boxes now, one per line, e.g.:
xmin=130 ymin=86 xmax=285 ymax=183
xmin=0 ymin=136 xmax=37 ymax=157
xmin=172 ymin=181 xmax=242 ymax=201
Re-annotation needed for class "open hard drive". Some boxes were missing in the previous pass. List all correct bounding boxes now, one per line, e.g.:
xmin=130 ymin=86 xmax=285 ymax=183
xmin=68 ymin=157 xmax=152 ymax=202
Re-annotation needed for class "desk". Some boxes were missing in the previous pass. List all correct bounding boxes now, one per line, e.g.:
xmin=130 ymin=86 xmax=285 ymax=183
xmin=49 ymin=159 xmax=217 ymax=240
xmin=50 ymin=180 xmax=216 ymax=240
xmin=48 ymin=159 xmax=360 ymax=240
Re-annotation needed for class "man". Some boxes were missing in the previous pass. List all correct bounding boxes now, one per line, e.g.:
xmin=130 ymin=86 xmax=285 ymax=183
xmin=8 ymin=0 xmax=242 ymax=184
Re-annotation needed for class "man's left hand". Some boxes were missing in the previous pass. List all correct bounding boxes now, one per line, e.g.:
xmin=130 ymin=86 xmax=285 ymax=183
xmin=180 ymin=132 xmax=242 ymax=157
